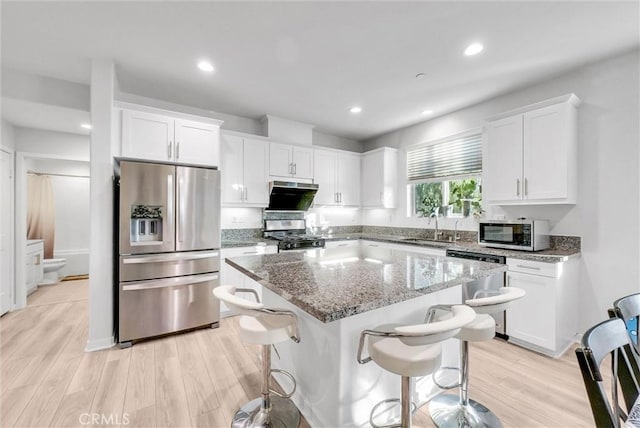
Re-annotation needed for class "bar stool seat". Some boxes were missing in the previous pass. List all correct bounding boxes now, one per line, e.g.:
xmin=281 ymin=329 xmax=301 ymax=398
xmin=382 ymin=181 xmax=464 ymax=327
xmin=213 ymin=285 xmax=301 ymax=428
xmin=358 ymin=305 xmax=476 ymax=428
xmin=368 ymin=324 xmax=444 ymax=377
xmin=428 ymin=287 xmax=525 ymax=428
xmin=238 ymin=315 xmax=295 ymax=345
xmin=454 ymin=314 xmax=495 ymax=342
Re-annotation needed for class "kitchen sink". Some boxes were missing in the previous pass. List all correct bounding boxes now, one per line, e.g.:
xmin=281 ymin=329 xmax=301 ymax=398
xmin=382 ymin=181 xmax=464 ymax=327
xmin=398 ymin=237 xmax=449 ymax=246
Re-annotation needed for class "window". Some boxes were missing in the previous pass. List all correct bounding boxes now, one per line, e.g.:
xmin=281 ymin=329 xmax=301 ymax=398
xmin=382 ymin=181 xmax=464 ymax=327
xmin=407 ymin=130 xmax=482 ymax=217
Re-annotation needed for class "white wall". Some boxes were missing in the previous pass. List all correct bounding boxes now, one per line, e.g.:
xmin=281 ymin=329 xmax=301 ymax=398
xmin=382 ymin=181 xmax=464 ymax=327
xmin=2 ymin=67 xmax=90 ymax=111
xmin=1 ymin=119 xmax=16 ymax=149
xmin=313 ymin=130 xmax=362 ymax=153
xmin=363 ymin=49 xmax=640 ymax=332
xmin=220 ymin=206 xmax=362 ymax=230
xmin=28 ymin=159 xmax=90 ymax=276
xmin=14 ymin=127 xmax=89 ymax=160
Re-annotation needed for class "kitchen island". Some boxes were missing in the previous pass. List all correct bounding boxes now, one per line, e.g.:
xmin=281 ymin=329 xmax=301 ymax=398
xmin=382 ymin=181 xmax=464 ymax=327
xmin=226 ymin=246 xmax=507 ymax=427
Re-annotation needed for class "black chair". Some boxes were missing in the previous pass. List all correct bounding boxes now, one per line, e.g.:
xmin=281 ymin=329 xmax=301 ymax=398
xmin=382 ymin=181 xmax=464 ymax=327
xmin=576 ymin=318 xmax=640 ymax=428
xmin=610 ymin=293 xmax=640 ymax=352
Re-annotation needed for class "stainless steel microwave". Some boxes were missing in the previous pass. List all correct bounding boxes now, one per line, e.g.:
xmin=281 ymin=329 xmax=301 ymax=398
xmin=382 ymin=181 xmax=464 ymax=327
xmin=478 ymin=219 xmax=550 ymax=251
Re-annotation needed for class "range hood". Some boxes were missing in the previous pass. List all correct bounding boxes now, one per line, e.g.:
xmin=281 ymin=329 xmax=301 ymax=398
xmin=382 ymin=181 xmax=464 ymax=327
xmin=266 ymin=181 xmax=319 ymax=211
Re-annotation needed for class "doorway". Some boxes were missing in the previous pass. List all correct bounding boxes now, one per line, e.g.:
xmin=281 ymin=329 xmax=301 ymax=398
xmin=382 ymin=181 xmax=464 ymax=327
xmin=0 ymin=149 xmax=14 ymax=315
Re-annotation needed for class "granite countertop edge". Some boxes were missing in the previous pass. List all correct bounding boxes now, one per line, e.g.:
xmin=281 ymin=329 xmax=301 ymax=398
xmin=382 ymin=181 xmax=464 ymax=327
xmin=222 ymin=239 xmax=277 ymax=249
xmin=321 ymin=233 xmax=580 ymax=263
xmin=225 ymin=256 xmax=507 ymax=323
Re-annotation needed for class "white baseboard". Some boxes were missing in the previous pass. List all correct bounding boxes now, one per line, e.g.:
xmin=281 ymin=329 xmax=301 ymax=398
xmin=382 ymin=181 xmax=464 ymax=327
xmin=85 ymin=335 xmax=115 ymax=352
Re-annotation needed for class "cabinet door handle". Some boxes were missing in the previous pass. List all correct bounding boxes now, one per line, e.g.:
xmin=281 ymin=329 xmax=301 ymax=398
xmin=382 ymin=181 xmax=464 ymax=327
xmin=293 ymin=163 xmax=297 ymax=175
xmin=516 ymin=264 xmax=541 ymax=271
xmin=524 ymin=178 xmax=528 ymax=196
xmin=516 ymin=178 xmax=520 ymax=196
xmin=335 ymin=192 xmax=338 ymax=203
xmin=337 ymin=243 xmax=348 ymax=247
xmin=176 ymin=141 xmax=180 ymax=160
xmin=244 ymin=187 xmax=248 ymax=201
xmin=380 ymin=192 xmax=383 ymax=203
xmin=242 ymin=251 xmax=259 ymax=255
xmin=339 ymin=192 xmax=342 ymax=203
xmin=168 ymin=141 xmax=173 ymax=159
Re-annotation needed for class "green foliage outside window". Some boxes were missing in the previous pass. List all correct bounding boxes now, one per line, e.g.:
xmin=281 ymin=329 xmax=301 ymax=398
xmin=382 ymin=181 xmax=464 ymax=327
xmin=415 ymin=182 xmax=442 ymax=217
xmin=414 ymin=178 xmax=483 ymax=218
xmin=449 ymin=178 xmax=482 ymax=216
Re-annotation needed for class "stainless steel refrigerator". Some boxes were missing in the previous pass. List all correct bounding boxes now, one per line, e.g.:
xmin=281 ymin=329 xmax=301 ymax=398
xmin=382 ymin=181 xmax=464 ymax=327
xmin=115 ymin=160 xmax=220 ymax=346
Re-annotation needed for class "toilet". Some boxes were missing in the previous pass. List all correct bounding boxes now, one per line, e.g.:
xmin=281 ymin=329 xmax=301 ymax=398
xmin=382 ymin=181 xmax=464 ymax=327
xmin=41 ymin=258 xmax=67 ymax=285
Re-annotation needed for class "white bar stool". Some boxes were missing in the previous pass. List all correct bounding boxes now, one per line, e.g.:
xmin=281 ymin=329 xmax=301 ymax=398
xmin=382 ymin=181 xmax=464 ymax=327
xmin=213 ymin=285 xmax=301 ymax=428
xmin=427 ymin=287 xmax=526 ymax=428
xmin=357 ymin=305 xmax=476 ymax=428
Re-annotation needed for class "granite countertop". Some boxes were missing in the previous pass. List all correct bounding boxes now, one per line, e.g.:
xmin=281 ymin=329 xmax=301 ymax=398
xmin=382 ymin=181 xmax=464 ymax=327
xmin=320 ymin=233 xmax=580 ymax=263
xmin=226 ymin=246 xmax=507 ymax=323
xmin=222 ymin=239 xmax=277 ymax=249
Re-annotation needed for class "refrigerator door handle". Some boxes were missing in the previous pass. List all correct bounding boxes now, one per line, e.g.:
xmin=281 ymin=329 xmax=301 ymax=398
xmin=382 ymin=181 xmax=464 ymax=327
xmin=122 ymin=273 xmax=219 ymax=291
xmin=177 ymin=178 xmax=183 ymax=243
xmin=167 ymin=173 xmax=174 ymax=245
xmin=122 ymin=251 xmax=219 ymax=264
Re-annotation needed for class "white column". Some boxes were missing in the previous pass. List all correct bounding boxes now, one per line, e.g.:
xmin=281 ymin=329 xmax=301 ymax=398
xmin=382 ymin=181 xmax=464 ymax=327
xmin=86 ymin=60 xmax=115 ymax=351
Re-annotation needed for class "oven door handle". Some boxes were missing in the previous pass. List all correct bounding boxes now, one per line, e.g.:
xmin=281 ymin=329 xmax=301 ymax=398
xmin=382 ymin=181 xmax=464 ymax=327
xmin=122 ymin=273 xmax=219 ymax=291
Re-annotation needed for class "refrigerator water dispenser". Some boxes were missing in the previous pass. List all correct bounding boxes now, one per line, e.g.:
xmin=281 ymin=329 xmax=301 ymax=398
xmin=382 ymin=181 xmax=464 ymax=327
xmin=130 ymin=205 xmax=163 ymax=244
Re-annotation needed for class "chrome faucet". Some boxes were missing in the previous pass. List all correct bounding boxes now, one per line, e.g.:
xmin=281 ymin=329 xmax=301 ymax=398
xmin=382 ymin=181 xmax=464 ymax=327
xmin=454 ymin=220 xmax=461 ymax=242
xmin=430 ymin=212 xmax=440 ymax=240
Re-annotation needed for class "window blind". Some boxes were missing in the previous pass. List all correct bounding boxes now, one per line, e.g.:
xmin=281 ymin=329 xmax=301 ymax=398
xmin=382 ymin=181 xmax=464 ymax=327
xmin=407 ymin=132 xmax=482 ymax=182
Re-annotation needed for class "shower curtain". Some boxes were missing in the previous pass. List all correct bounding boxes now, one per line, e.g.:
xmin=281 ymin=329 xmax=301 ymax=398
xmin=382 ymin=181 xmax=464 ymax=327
xmin=27 ymin=174 xmax=55 ymax=259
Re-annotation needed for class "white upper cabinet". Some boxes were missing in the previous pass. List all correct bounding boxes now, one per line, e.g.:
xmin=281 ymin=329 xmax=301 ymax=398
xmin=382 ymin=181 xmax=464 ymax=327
xmin=313 ymin=149 xmax=360 ymax=206
xmin=221 ymin=133 xmax=269 ymax=207
xmin=122 ymin=110 xmax=174 ymax=162
xmin=121 ymin=107 xmax=221 ymax=167
xmin=337 ymin=153 xmax=360 ymax=206
xmin=483 ymin=94 xmax=580 ymax=205
xmin=173 ymin=119 xmax=220 ymax=167
xmin=361 ymin=147 xmax=398 ymax=208
xmin=269 ymin=142 xmax=314 ymax=180
xmin=313 ymin=150 xmax=338 ymax=205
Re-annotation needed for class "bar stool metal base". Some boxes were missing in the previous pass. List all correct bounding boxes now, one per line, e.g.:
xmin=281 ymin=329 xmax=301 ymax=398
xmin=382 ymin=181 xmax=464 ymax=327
xmin=231 ymin=396 xmax=300 ymax=428
xmin=428 ymin=394 xmax=503 ymax=428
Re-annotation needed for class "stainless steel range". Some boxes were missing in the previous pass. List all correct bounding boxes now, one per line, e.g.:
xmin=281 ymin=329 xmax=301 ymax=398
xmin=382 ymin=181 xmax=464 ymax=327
xmin=264 ymin=219 xmax=325 ymax=252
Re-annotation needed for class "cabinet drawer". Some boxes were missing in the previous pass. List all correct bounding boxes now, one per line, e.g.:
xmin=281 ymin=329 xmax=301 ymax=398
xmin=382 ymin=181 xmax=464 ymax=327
xmin=325 ymin=240 xmax=359 ymax=249
xmin=507 ymin=258 xmax=559 ymax=278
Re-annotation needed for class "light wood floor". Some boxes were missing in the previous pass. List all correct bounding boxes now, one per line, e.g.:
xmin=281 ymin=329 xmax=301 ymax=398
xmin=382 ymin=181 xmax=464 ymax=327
xmin=1 ymin=279 xmax=596 ymax=427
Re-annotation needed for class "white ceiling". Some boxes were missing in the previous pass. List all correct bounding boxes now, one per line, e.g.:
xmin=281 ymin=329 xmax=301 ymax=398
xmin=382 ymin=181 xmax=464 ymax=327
xmin=2 ymin=1 xmax=638 ymax=140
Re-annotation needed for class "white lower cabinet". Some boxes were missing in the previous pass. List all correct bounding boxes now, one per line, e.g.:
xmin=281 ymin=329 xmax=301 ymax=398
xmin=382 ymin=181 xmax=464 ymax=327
xmin=506 ymin=257 xmax=579 ymax=358
xmin=325 ymin=240 xmax=359 ymax=249
xmin=219 ymin=245 xmax=277 ymax=316
xmin=26 ymin=241 xmax=44 ymax=294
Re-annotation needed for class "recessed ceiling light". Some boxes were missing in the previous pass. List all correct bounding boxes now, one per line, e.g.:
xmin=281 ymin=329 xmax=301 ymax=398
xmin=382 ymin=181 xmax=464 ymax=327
xmin=350 ymin=106 xmax=362 ymax=114
xmin=197 ymin=61 xmax=214 ymax=72
xmin=421 ymin=110 xmax=433 ymax=116
xmin=464 ymin=42 xmax=484 ymax=56
xmin=80 ymin=123 xmax=92 ymax=130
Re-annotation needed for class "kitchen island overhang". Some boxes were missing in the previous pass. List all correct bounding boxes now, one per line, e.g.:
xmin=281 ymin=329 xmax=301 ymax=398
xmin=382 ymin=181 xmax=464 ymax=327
xmin=225 ymin=246 xmax=507 ymax=427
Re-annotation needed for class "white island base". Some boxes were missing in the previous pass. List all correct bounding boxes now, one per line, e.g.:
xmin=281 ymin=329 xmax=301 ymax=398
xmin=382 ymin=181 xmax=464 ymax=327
xmin=263 ymin=285 xmax=462 ymax=428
